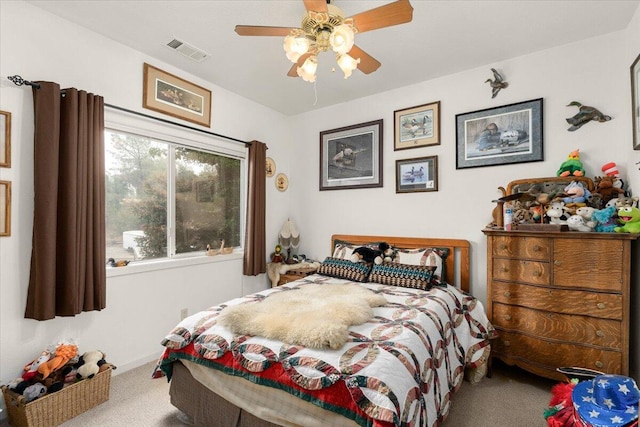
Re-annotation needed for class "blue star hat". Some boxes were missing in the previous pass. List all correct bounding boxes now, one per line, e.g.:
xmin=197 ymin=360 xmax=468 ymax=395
xmin=572 ymin=374 xmax=639 ymax=427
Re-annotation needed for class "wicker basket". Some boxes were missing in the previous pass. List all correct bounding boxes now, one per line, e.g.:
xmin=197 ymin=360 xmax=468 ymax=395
xmin=1 ymin=366 xmax=111 ymax=427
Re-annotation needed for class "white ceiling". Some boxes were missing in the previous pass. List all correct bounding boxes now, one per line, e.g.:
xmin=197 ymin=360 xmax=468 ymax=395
xmin=25 ymin=0 xmax=640 ymax=116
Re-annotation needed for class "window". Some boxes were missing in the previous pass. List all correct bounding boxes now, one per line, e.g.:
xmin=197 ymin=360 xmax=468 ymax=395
xmin=104 ymin=112 xmax=245 ymax=264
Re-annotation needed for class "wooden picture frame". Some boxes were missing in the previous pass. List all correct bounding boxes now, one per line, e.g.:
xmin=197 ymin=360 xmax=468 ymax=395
xmin=455 ymin=98 xmax=544 ymax=169
xmin=0 ymin=180 xmax=11 ymax=237
xmin=0 ymin=111 xmax=10 ymax=168
xmin=319 ymin=119 xmax=383 ymax=191
xmin=143 ymin=63 xmax=212 ymax=127
xmin=394 ymin=101 xmax=440 ymax=150
xmin=395 ymin=156 xmax=438 ymax=193
xmin=632 ymin=53 xmax=640 ymax=150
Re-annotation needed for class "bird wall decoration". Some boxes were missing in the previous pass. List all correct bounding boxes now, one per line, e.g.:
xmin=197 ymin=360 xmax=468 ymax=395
xmin=485 ymin=68 xmax=508 ymax=98
xmin=565 ymin=101 xmax=611 ymax=131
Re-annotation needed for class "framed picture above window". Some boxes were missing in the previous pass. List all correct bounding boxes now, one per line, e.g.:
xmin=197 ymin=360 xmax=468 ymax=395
xmin=396 ymin=156 xmax=438 ymax=193
xmin=320 ymin=119 xmax=383 ymax=191
xmin=394 ymin=101 xmax=440 ymax=150
xmin=455 ymin=98 xmax=543 ymax=169
xmin=0 ymin=110 xmax=10 ymax=168
xmin=143 ymin=63 xmax=212 ymax=127
xmin=631 ymin=53 xmax=640 ymax=150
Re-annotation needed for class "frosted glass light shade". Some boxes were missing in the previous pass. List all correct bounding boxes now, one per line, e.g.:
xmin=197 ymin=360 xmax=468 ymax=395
xmin=283 ymin=35 xmax=310 ymax=62
xmin=297 ymin=56 xmax=318 ymax=82
xmin=336 ymin=53 xmax=360 ymax=79
xmin=329 ymin=24 xmax=355 ymax=55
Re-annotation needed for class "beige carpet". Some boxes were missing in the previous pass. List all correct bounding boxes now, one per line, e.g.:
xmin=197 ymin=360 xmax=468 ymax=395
xmin=1 ymin=359 xmax=555 ymax=426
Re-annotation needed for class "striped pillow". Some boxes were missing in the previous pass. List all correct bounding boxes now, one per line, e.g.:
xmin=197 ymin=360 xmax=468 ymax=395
xmin=369 ymin=262 xmax=436 ymax=290
xmin=317 ymin=257 xmax=372 ymax=282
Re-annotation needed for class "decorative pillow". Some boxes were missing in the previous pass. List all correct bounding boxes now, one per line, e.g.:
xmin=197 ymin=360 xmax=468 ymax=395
xmin=369 ymin=262 xmax=436 ymax=290
xmin=317 ymin=257 xmax=372 ymax=282
xmin=393 ymin=247 xmax=450 ymax=282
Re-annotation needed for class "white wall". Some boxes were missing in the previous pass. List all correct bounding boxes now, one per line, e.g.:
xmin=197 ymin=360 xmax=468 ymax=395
xmin=0 ymin=0 xmax=293 ymax=400
xmin=290 ymin=7 xmax=640 ymax=377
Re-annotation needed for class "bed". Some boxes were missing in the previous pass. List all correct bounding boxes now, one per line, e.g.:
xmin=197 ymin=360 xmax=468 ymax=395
xmin=153 ymin=235 xmax=496 ymax=427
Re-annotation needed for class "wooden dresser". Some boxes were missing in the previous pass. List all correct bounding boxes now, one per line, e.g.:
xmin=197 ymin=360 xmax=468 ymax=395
xmin=483 ymin=229 xmax=638 ymax=381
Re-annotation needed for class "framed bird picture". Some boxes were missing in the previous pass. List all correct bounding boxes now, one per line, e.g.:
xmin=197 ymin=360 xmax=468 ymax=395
xmin=631 ymin=53 xmax=640 ymax=150
xmin=394 ymin=101 xmax=440 ymax=151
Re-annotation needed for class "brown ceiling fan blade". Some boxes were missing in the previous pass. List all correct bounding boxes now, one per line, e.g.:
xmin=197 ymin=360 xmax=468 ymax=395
xmin=303 ymin=0 xmax=328 ymax=13
xmin=347 ymin=0 xmax=414 ymax=34
xmin=349 ymin=45 xmax=381 ymax=74
xmin=235 ymin=25 xmax=296 ymax=37
xmin=287 ymin=53 xmax=312 ymax=77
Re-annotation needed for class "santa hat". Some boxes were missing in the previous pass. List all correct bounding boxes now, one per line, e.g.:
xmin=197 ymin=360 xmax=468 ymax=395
xmin=602 ymin=162 xmax=620 ymax=177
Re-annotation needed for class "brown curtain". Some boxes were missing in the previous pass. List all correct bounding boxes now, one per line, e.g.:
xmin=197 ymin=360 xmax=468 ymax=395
xmin=243 ymin=140 xmax=267 ymax=276
xmin=25 ymin=82 xmax=106 ymax=320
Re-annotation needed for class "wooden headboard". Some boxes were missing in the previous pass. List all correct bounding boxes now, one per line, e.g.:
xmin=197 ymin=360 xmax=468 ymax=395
xmin=331 ymin=234 xmax=471 ymax=293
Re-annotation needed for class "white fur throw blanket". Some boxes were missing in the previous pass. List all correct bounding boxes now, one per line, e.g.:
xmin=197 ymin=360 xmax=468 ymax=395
xmin=217 ymin=284 xmax=387 ymax=349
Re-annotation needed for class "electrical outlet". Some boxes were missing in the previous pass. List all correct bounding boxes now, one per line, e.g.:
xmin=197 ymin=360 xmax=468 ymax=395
xmin=180 ymin=308 xmax=188 ymax=320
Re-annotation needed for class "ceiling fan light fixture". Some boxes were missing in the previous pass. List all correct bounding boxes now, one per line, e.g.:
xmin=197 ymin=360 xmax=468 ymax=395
xmin=297 ymin=55 xmax=318 ymax=82
xmin=329 ymin=23 xmax=355 ymax=55
xmin=336 ymin=53 xmax=360 ymax=79
xmin=283 ymin=34 xmax=310 ymax=62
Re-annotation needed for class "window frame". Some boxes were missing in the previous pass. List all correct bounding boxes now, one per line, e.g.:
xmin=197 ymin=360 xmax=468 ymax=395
xmin=104 ymin=108 xmax=247 ymax=275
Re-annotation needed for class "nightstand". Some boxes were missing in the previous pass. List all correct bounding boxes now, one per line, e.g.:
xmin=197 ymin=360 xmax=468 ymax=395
xmin=277 ymin=266 xmax=317 ymax=286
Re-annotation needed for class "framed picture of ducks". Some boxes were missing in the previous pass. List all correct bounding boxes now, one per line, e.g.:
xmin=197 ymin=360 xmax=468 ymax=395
xmin=0 ymin=180 xmax=10 ymax=237
xmin=395 ymin=156 xmax=438 ymax=193
xmin=394 ymin=101 xmax=440 ymax=151
xmin=455 ymin=98 xmax=544 ymax=169
xmin=143 ymin=63 xmax=212 ymax=127
xmin=0 ymin=110 xmax=10 ymax=168
xmin=631 ymin=53 xmax=640 ymax=150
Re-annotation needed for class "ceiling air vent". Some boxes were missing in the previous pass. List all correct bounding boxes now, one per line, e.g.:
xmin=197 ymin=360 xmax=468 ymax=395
xmin=164 ymin=37 xmax=210 ymax=62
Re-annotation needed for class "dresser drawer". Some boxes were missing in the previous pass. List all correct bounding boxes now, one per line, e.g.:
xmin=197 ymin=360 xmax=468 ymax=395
xmin=492 ymin=236 xmax=550 ymax=260
xmin=492 ymin=303 xmax=621 ymax=349
xmin=491 ymin=282 xmax=622 ymax=320
xmin=492 ymin=330 xmax=622 ymax=374
xmin=553 ymin=238 xmax=623 ymax=292
xmin=492 ymin=259 xmax=549 ymax=285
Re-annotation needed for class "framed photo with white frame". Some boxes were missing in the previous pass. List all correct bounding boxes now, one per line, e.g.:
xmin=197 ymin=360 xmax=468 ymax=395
xmin=632 ymin=53 xmax=640 ymax=150
xmin=396 ymin=156 xmax=438 ymax=193
xmin=394 ymin=101 xmax=440 ymax=150
xmin=319 ymin=119 xmax=383 ymax=191
xmin=143 ymin=63 xmax=212 ymax=127
xmin=0 ymin=110 xmax=10 ymax=168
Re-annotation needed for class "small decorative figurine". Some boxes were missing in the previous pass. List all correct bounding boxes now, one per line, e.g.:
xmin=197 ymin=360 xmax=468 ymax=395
xmin=485 ymin=68 xmax=508 ymax=98
xmin=565 ymin=101 xmax=611 ymax=131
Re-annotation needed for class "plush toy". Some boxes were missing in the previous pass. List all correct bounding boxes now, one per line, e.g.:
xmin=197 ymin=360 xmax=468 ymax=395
xmin=22 ymin=345 xmax=55 ymax=381
xmin=614 ymin=206 xmax=640 ymax=233
xmin=37 ymin=343 xmax=78 ymax=379
xmin=560 ymin=180 xmax=591 ymax=205
xmin=592 ymin=205 xmax=617 ymax=232
xmin=566 ymin=215 xmax=593 ymax=232
xmin=75 ymin=350 xmax=107 ymax=380
xmin=22 ymin=383 xmax=47 ymax=403
xmin=575 ymin=206 xmax=597 ymax=229
xmin=556 ymin=149 xmax=585 ymax=177
xmin=545 ymin=201 xmax=568 ymax=224
xmin=350 ymin=242 xmax=392 ymax=265
xmin=592 ymin=175 xmax=624 ymax=205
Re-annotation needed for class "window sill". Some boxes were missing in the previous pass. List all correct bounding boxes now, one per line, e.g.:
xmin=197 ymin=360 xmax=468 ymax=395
xmin=106 ymin=252 xmax=243 ymax=278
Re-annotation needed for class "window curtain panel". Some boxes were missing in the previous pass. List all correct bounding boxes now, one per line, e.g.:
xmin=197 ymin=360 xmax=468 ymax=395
xmin=243 ymin=140 xmax=267 ymax=276
xmin=25 ymin=82 xmax=106 ymax=320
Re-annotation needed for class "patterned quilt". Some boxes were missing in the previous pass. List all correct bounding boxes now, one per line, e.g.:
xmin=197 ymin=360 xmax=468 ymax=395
xmin=153 ymin=274 xmax=496 ymax=427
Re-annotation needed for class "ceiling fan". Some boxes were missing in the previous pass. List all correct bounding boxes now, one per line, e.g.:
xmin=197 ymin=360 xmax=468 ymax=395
xmin=235 ymin=0 xmax=414 ymax=82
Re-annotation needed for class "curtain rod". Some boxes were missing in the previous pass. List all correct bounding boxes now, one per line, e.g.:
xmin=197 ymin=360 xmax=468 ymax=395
xmin=7 ymin=75 xmax=251 ymax=146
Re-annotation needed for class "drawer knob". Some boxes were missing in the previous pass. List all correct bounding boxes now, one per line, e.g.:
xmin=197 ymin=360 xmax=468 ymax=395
xmin=532 ymin=271 xmax=541 ymax=277
xmin=499 ymin=244 xmax=507 ymax=250
xmin=532 ymin=245 xmax=541 ymax=252
xmin=503 ymin=340 xmax=511 ymax=347
xmin=554 ymin=260 xmax=561 ymax=266
xmin=504 ymin=315 xmax=512 ymax=321
xmin=595 ymin=361 xmax=604 ymax=368
xmin=596 ymin=330 xmax=605 ymax=338
xmin=596 ymin=303 xmax=606 ymax=309
xmin=504 ymin=291 xmax=511 ymax=298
